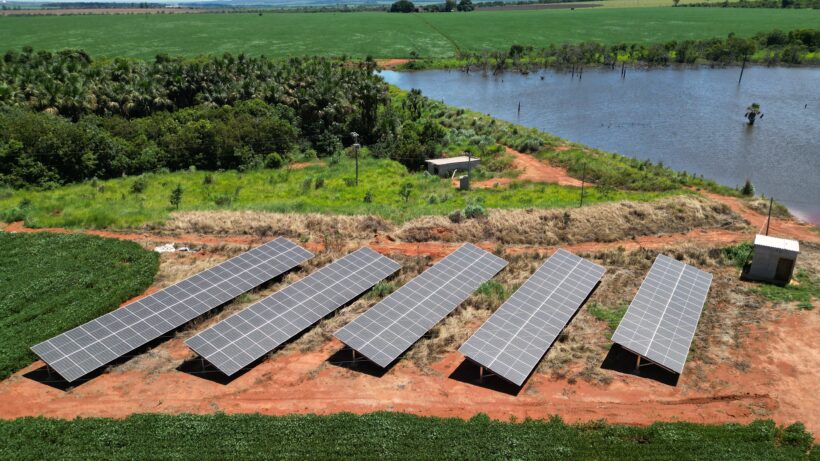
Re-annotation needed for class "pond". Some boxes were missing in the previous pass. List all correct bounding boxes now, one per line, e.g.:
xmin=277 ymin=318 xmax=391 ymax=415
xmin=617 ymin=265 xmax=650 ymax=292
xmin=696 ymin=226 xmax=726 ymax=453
xmin=381 ymin=67 xmax=820 ymax=225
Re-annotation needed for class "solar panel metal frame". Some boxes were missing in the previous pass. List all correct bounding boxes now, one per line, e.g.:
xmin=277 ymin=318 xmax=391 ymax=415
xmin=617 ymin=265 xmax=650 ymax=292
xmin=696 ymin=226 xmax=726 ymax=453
xmin=334 ymin=243 xmax=508 ymax=368
xmin=611 ymin=254 xmax=713 ymax=374
xmin=186 ymin=247 xmax=401 ymax=376
xmin=30 ymin=237 xmax=313 ymax=382
xmin=459 ymin=249 xmax=605 ymax=386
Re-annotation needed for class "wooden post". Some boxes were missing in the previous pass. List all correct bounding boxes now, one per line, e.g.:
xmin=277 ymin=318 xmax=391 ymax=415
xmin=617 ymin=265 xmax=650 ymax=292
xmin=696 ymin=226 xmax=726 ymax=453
xmin=579 ymin=163 xmax=586 ymax=208
xmin=765 ymin=197 xmax=773 ymax=236
xmin=738 ymin=55 xmax=747 ymax=84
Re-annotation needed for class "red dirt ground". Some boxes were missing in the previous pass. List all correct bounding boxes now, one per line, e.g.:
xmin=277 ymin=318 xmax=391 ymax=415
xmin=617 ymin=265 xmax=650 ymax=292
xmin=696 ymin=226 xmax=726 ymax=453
xmin=468 ymin=147 xmax=584 ymax=189
xmin=376 ymin=59 xmax=411 ymax=69
xmin=0 ymin=311 xmax=815 ymax=436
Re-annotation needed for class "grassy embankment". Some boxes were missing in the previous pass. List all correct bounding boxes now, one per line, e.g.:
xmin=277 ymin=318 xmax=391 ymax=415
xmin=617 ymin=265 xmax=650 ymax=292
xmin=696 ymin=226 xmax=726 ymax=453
xmin=0 ymin=232 xmax=159 ymax=379
xmin=0 ymin=413 xmax=815 ymax=460
xmin=0 ymin=157 xmax=675 ymax=229
xmin=0 ymin=8 xmax=817 ymax=59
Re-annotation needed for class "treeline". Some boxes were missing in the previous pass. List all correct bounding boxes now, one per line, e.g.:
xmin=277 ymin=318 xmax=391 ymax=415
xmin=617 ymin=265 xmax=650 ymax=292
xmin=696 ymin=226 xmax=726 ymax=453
xmin=0 ymin=50 xmax=450 ymax=188
xmin=684 ymin=0 xmax=819 ymax=8
xmin=403 ymin=28 xmax=820 ymax=72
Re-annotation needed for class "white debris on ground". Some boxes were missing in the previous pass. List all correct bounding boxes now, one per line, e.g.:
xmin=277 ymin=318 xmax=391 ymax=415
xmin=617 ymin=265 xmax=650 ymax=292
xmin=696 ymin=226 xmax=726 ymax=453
xmin=153 ymin=243 xmax=191 ymax=253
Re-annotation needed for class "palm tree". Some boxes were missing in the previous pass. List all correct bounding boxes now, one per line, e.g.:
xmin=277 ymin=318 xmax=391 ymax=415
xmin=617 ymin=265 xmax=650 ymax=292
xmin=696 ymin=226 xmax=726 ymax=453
xmin=745 ymin=103 xmax=763 ymax=125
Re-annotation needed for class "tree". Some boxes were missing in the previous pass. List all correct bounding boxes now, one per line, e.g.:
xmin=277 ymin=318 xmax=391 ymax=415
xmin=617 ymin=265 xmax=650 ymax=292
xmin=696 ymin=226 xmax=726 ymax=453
xmin=444 ymin=0 xmax=456 ymax=11
xmin=399 ymin=183 xmax=413 ymax=203
xmin=745 ymin=103 xmax=763 ymax=125
xmin=169 ymin=183 xmax=183 ymax=210
xmin=672 ymin=0 xmax=680 ymax=6
xmin=456 ymin=0 xmax=474 ymax=11
xmin=741 ymin=179 xmax=755 ymax=196
xmin=390 ymin=0 xmax=416 ymax=12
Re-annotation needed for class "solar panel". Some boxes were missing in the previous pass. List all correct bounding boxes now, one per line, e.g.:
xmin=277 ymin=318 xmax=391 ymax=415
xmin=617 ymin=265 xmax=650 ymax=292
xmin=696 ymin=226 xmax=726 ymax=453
xmin=334 ymin=243 xmax=508 ymax=368
xmin=611 ymin=254 xmax=713 ymax=374
xmin=30 ymin=237 xmax=313 ymax=382
xmin=186 ymin=247 xmax=401 ymax=376
xmin=459 ymin=249 xmax=604 ymax=386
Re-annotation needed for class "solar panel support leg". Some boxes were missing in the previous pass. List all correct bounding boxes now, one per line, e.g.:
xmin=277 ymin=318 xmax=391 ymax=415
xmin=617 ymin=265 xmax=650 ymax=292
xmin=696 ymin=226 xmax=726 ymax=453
xmin=479 ymin=366 xmax=484 ymax=382
xmin=635 ymin=355 xmax=641 ymax=372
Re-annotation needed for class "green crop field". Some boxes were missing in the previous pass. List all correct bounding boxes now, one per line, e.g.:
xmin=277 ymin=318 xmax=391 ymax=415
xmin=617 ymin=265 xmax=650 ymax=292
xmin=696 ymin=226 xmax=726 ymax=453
xmin=0 ymin=413 xmax=815 ymax=460
xmin=0 ymin=8 xmax=817 ymax=59
xmin=0 ymin=232 xmax=158 ymax=380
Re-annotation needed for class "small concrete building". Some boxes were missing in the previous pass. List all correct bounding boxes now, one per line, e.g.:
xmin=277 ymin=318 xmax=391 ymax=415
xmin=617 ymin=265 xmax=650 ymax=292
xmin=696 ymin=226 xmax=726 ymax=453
xmin=743 ymin=234 xmax=800 ymax=285
xmin=425 ymin=156 xmax=480 ymax=177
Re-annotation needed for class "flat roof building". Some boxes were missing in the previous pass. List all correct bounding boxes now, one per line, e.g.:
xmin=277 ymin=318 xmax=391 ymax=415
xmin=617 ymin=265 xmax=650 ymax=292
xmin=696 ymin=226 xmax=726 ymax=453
xmin=743 ymin=234 xmax=800 ymax=285
xmin=425 ymin=156 xmax=480 ymax=177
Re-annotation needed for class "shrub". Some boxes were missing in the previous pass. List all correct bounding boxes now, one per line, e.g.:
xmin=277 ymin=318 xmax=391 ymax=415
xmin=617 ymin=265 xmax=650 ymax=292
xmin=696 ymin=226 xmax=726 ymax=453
xmin=448 ymin=210 xmax=463 ymax=223
xmin=130 ymin=176 xmax=148 ymax=194
xmin=741 ymin=179 xmax=755 ymax=196
xmin=301 ymin=177 xmax=313 ymax=193
xmin=315 ymin=177 xmax=325 ymax=190
xmin=464 ymin=202 xmax=486 ymax=219
xmin=363 ymin=191 xmax=373 ymax=203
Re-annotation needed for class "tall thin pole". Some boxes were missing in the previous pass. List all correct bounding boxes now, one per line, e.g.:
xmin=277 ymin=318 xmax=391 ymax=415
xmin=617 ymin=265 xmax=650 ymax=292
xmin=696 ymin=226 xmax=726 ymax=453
xmin=738 ymin=55 xmax=747 ymax=84
xmin=765 ymin=197 xmax=773 ymax=236
xmin=351 ymin=131 xmax=360 ymax=186
xmin=579 ymin=163 xmax=586 ymax=207
xmin=466 ymin=151 xmax=473 ymax=190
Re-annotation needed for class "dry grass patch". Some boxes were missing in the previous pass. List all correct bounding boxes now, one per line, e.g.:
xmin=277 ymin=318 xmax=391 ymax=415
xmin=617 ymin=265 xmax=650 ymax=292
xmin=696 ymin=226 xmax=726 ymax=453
xmin=157 ymin=211 xmax=393 ymax=241
xmin=397 ymin=196 xmax=746 ymax=245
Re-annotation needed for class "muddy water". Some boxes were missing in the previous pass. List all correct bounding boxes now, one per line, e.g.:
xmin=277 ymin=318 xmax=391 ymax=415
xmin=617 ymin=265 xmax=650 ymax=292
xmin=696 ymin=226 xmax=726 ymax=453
xmin=381 ymin=67 xmax=820 ymax=225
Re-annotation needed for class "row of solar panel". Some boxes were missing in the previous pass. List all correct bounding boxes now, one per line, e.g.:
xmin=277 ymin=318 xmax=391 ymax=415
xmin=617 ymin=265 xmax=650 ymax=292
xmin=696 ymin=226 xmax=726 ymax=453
xmin=32 ymin=237 xmax=712 ymax=387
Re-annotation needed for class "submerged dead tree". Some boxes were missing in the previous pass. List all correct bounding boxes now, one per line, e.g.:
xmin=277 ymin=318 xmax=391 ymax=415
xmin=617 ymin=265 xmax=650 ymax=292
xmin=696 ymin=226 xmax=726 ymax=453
xmin=745 ymin=103 xmax=763 ymax=125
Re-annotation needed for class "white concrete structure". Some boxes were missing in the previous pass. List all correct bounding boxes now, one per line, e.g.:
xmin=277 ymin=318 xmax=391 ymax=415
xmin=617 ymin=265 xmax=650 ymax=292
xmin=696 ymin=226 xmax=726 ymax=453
xmin=743 ymin=234 xmax=800 ymax=285
xmin=425 ymin=156 xmax=480 ymax=177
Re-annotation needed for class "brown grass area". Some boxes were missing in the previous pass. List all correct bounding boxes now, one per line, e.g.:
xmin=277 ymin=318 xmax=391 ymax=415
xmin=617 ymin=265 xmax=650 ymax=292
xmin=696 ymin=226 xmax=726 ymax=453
xmin=158 ymin=212 xmax=393 ymax=242
xmin=398 ymin=195 xmax=747 ymax=245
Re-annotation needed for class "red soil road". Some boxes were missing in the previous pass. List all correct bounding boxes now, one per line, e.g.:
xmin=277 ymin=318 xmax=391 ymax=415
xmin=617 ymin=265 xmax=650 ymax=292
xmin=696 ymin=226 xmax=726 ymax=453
xmin=467 ymin=147 xmax=583 ymax=189
xmin=0 ymin=311 xmax=815 ymax=438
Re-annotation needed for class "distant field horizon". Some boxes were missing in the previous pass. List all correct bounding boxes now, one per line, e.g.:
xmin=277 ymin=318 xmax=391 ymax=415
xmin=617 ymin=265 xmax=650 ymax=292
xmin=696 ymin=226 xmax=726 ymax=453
xmin=1 ymin=7 xmax=817 ymax=58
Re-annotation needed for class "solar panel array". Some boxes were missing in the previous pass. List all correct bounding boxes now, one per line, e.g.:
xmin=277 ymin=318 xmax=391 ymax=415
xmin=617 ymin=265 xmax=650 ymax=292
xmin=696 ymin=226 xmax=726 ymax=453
xmin=459 ymin=249 xmax=604 ymax=386
xmin=334 ymin=243 xmax=508 ymax=368
xmin=611 ymin=254 xmax=713 ymax=374
xmin=186 ymin=248 xmax=401 ymax=376
xmin=31 ymin=238 xmax=313 ymax=382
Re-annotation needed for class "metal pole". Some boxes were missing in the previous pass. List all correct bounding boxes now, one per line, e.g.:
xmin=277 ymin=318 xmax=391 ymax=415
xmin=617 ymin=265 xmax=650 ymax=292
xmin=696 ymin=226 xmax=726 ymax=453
xmin=765 ymin=197 xmax=773 ymax=236
xmin=466 ymin=151 xmax=473 ymax=190
xmin=579 ymin=163 xmax=586 ymax=207
xmin=350 ymin=132 xmax=360 ymax=186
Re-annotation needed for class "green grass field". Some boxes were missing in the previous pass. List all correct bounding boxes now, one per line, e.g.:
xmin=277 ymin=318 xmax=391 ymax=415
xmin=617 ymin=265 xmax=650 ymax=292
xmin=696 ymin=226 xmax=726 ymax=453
xmin=0 ymin=157 xmax=675 ymax=229
xmin=0 ymin=413 xmax=814 ymax=460
xmin=0 ymin=232 xmax=158 ymax=380
xmin=0 ymin=8 xmax=816 ymax=59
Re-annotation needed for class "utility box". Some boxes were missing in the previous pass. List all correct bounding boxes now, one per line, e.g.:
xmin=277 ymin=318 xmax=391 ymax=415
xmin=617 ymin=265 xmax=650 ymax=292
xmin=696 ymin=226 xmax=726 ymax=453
xmin=459 ymin=175 xmax=470 ymax=191
xmin=425 ymin=156 xmax=480 ymax=177
xmin=743 ymin=234 xmax=800 ymax=285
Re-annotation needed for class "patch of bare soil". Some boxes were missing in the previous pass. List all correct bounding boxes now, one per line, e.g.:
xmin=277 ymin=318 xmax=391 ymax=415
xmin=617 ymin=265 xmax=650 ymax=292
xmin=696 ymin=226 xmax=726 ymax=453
xmin=376 ymin=59 xmax=412 ymax=69
xmin=465 ymin=147 xmax=583 ymax=189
